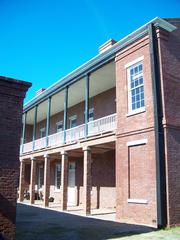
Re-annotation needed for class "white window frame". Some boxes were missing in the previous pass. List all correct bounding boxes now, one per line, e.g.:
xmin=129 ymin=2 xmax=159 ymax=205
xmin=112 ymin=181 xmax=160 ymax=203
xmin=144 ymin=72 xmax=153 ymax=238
xmin=40 ymin=127 xmax=46 ymax=138
xmin=54 ymin=163 xmax=61 ymax=192
xmin=38 ymin=165 xmax=44 ymax=191
xmin=69 ymin=115 xmax=77 ymax=128
xmin=56 ymin=121 xmax=63 ymax=133
xmin=126 ymin=57 xmax=145 ymax=116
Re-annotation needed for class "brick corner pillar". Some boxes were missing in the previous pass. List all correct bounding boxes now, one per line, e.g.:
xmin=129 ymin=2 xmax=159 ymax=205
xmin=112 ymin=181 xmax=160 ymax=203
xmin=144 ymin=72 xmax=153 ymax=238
xmin=83 ymin=146 xmax=92 ymax=215
xmin=60 ymin=151 xmax=68 ymax=211
xmin=43 ymin=154 xmax=50 ymax=207
xmin=19 ymin=160 xmax=25 ymax=202
xmin=30 ymin=157 xmax=36 ymax=204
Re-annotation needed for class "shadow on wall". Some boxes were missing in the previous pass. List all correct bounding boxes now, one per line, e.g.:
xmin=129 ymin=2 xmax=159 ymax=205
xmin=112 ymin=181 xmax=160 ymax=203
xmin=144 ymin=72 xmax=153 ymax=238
xmin=16 ymin=203 xmax=154 ymax=240
xmin=0 ymin=193 xmax=16 ymax=240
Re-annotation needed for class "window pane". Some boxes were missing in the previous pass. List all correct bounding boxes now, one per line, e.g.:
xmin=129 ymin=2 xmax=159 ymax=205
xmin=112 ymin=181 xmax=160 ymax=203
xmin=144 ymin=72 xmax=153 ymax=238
xmin=132 ymin=103 xmax=136 ymax=110
xmin=129 ymin=62 xmax=145 ymax=112
xmin=57 ymin=122 xmax=63 ymax=132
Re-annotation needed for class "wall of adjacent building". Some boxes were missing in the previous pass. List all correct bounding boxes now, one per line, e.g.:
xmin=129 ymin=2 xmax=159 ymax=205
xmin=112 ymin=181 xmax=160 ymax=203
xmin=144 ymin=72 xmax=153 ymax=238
xmin=0 ymin=77 xmax=30 ymax=239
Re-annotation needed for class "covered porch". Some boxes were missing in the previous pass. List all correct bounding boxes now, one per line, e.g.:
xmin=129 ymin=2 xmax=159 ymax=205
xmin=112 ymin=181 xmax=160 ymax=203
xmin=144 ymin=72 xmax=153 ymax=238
xmin=19 ymin=139 xmax=116 ymax=216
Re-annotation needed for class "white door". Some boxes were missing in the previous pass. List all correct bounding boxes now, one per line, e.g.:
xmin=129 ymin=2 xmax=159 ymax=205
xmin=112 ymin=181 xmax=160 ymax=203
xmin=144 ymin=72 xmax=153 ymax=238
xmin=67 ymin=162 xmax=76 ymax=206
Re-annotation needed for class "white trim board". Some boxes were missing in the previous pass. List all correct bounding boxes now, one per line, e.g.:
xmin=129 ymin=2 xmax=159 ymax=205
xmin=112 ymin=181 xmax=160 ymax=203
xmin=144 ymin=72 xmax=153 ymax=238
xmin=127 ymin=139 xmax=148 ymax=147
xmin=124 ymin=56 xmax=144 ymax=69
xmin=127 ymin=199 xmax=148 ymax=204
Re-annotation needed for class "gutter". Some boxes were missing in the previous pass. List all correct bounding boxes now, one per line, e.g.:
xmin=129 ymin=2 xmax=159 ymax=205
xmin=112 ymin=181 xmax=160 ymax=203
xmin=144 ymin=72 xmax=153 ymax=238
xmin=24 ymin=17 xmax=176 ymax=112
xmin=148 ymin=23 xmax=167 ymax=227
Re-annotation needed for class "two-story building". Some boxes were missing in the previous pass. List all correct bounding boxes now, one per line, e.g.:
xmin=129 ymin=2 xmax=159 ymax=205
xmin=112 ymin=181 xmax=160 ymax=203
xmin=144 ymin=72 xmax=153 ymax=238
xmin=19 ymin=17 xmax=180 ymax=228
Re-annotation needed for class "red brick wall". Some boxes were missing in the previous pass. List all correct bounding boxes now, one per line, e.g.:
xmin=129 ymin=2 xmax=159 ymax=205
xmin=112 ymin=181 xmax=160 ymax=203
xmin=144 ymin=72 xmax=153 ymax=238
xmin=50 ymin=151 xmax=115 ymax=208
xmin=0 ymin=77 xmax=30 ymax=239
xmin=76 ymin=150 xmax=116 ymax=209
xmin=24 ymin=150 xmax=116 ymax=209
xmin=157 ymin=19 xmax=180 ymax=226
xmin=115 ymin=35 xmax=158 ymax=227
xmin=25 ymin=87 xmax=116 ymax=141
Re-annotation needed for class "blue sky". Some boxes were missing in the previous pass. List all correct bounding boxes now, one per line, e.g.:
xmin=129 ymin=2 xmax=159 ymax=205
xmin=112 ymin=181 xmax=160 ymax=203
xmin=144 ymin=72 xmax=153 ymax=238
xmin=0 ymin=0 xmax=179 ymax=102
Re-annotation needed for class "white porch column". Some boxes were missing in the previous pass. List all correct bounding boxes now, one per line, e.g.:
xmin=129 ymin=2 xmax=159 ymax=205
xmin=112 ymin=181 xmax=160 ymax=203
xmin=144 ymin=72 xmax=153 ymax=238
xmin=60 ymin=151 xmax=69 ymax=211
xmin=19 ymin=160 xmax=25 ymax=202
xmin=83 ymin=146 xmax=92 ymax=215
xmin=43 ymin=154 xmax=50 ymax=207
xmin=30 ymin=157 xmax=36 ymax=204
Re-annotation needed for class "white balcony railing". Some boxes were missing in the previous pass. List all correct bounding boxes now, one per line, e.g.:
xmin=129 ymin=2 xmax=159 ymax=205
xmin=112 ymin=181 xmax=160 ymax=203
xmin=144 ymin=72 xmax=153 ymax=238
xmin=23 ymin=141 xmax=33 ymax=153
xmin=21 ymin=113 xmax=117 ymax=154
xmin=48 ymin=131 xmax=64 ymax=147
xmin=87 ymin=113 xmax=117 ymax=136
xmin=34 ymin=137 xmax=46 ymax=150
xmin=66 ymin=124 xmax=85 ymax=143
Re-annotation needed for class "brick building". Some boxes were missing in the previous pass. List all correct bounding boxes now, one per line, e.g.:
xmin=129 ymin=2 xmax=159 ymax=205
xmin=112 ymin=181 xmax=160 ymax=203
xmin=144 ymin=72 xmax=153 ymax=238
xmin=19 ymin=17 xmax=180 ymax=228
xmin=0 ymin=77 xmax=31 ymax=239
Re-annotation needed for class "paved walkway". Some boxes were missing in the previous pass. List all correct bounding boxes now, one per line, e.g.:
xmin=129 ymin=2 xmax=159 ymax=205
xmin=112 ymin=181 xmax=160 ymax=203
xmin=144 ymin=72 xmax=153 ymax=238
xmin=16 ymin=203 xmax=153 ymax=240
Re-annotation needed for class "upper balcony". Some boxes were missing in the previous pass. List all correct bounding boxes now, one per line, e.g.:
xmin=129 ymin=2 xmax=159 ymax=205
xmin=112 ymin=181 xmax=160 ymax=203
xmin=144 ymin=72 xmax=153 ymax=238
xmin=21 ymin=61 xmax=116 ymax=155
xmin=21 ymin=113 xmax=117 ymax=154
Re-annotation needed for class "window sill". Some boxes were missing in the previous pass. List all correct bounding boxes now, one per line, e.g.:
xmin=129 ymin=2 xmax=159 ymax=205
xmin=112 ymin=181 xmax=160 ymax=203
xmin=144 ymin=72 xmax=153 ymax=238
xmin=126 ymin=107 xmax=145 ymax=117
xmin=127 ymin=199 xmax=148 ymax=204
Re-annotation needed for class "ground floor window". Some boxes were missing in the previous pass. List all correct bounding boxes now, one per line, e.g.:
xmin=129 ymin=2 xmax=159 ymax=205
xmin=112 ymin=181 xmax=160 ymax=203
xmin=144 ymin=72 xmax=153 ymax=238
xmin=55 ymin=163 xmax=61 ymax=190
xmin=38 ymin=165 xmax=44 ymax=190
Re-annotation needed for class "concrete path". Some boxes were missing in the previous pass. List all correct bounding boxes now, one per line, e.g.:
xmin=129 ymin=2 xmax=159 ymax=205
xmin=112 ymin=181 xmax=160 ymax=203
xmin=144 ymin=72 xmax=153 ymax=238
xmin=16 ymin=203 xmax=153 ymax=240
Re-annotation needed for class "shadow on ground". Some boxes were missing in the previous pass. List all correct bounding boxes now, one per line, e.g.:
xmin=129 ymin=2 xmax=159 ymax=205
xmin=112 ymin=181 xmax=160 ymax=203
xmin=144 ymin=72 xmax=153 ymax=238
xmin=16 ymin=203 xmax=154 ymax=240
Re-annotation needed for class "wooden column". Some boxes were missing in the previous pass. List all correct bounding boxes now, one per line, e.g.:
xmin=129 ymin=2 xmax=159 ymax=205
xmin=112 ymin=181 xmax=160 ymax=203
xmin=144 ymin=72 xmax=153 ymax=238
xmin=83 ymin=146 xmax=92 ymax=215
xmin=85 ymin=74 xmax=90 ymax=137
xmin=46 ymin=97 xmax=51 ymax=147
xmin=63 ymin=87 xmax=68 ymax=143
xmin=30 ymin=157 xmax=36 ymax=204
xmin=43 ymin=154 xmax=50 ymax=207
xmin=60 ymin=151 xmax=68 ymax=210
xmin=19 ymin=160 xmax=25 ymax=202
xmin=32 ymin=106 xmax=38 ymax=151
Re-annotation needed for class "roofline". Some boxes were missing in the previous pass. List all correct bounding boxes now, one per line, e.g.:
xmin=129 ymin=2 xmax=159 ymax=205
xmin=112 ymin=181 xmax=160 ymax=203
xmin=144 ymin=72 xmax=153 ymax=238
xmin=24 ymin=17 xmax=176 ymax=112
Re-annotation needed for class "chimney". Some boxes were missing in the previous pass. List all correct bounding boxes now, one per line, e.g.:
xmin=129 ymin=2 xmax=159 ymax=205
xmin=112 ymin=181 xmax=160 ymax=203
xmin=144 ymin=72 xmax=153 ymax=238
xmin=36 ymin=88 xmax=46 ymax=96
xmin=99 ymin=39 xmax=117 ymax=54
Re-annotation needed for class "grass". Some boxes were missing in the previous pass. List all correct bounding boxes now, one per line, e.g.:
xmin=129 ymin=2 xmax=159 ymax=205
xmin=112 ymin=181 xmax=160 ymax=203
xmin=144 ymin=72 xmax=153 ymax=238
xmin=107 ymin=227 xmax=180 ymax=240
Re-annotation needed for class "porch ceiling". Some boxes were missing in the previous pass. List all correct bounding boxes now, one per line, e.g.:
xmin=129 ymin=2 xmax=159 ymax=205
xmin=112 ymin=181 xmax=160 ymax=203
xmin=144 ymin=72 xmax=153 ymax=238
xmin=26 ymin=61 xmax=115 ymax=124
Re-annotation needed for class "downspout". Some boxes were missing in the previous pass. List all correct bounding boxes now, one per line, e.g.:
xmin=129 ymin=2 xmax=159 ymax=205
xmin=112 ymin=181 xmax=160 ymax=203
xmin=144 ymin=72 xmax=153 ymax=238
xmin=148 ymin=23 xmax=167 ymax=228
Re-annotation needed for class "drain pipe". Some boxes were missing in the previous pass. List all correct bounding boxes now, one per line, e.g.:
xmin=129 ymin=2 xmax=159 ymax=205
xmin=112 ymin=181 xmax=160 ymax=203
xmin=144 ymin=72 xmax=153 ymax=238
xmin=148 ymin=23 xmax=167 ymax=228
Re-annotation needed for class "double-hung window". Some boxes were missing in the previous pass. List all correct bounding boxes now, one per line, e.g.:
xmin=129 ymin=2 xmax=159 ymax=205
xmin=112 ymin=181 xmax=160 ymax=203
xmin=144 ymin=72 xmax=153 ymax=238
xmin=88 ymin=108 xmax=94 ymax=122
xmin=40 ymin=127 xmax=46 ymax=138
xmin=38 ymin=165 xmax=44 ymax=190
xmin=56 ymin=121 xmax=63 ymax=132
xmin=54 ymin=163 xmax=61 ymax=190
xmin=84 ymin=108 xmax=94 ymax=122
xmin=127 ymin=59 xmax=145 ymax=113
xmin=70 ymin=115 xmax=77 ymax=128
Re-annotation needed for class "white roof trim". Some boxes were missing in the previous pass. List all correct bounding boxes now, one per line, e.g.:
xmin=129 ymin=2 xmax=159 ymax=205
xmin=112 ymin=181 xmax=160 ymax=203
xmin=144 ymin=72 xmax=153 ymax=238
xmin=24 ymin=17 xmax=177 ymax=111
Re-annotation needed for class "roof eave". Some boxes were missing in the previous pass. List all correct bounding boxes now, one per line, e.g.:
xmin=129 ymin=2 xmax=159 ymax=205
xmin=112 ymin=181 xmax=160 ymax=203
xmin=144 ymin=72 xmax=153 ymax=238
xmin=24 ymin=17 xmax=176 ymax=112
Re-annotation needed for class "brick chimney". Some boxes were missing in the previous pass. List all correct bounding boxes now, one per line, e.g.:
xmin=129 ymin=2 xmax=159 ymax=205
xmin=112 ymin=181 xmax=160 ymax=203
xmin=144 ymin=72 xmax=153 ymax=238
xmin=36 ymin=88 xmax=46 ymax=96
xmin=99 ymin=39 xmax=117 ymax=54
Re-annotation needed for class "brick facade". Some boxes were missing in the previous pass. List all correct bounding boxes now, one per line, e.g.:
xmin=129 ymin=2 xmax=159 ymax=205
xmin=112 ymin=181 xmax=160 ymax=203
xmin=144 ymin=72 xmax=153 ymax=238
xmin=115 ymin=19 xmax=180 ymax=227
xmin=19 ymin=18 xmax=180 ymax=228
xmin=157 ymin=19 xmax=180 ymax=226
xmin=0 ymin=77 xmax=31 ymax=239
